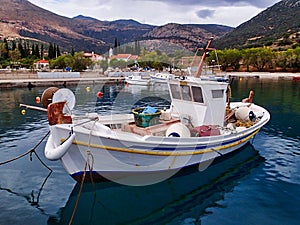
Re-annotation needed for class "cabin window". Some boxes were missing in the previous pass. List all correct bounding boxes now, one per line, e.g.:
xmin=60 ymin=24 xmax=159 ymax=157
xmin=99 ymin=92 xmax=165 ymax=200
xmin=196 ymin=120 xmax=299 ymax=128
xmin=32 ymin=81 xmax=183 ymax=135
xmin=212 ymin=89 xmax=224 ymax=99
xmin=192 ymin=86 xmax=204 ymax=103
xmin=170 ymin=84 xmax=181 ymax=99
xmin=181 ymin=85 xmax=192 ymax=101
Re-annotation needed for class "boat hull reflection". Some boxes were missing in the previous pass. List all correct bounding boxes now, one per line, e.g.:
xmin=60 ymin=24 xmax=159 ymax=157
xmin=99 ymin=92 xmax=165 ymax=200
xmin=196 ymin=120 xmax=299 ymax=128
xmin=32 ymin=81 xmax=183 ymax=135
xmin=49 ymin=144 xmax=264 ymax=225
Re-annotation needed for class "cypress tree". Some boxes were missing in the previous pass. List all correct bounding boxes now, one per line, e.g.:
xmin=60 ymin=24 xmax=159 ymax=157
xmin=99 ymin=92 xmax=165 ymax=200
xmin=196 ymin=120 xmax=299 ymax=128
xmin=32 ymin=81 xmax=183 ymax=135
xmin=71 ymin=47 xmax=75 ymax=56
xmin=11 ymin=41 xmax=16 ymax=51
xmin=40 ymin=44 xmax=44 ymax=59
xmin=35 ymin=44 xmax=40 ymax=58
xmin=31 ymin=44 xmax=35 ymax=56
xmin=18 ymin=42 xmax=25 ymax=58
xmin=57 ymin=45 xmax=61 ymax=57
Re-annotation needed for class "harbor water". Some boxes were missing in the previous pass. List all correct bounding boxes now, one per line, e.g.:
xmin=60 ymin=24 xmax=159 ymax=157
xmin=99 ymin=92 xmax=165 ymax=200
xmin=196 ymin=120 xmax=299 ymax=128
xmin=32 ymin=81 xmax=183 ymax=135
xmin=0 ymin=77 xmax=299 ymax=225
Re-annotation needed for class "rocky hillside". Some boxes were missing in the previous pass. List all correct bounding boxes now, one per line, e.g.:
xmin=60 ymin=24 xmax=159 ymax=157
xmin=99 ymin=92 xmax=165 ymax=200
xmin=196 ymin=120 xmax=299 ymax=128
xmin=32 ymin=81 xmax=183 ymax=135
xmin=214 ymin=0 xmax=300 ymax=49
xmin=0 ymin=0 xmax=232 ymax=53
xmin=143 ymin=23 xmax=232 ymax=52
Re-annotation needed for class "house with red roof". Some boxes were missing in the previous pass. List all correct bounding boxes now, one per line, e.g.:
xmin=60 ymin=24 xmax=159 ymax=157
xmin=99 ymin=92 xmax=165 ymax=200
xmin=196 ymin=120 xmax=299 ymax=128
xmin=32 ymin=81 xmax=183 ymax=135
xmin=35 ymin=59 xmax=50 ymax=71
xmin=83 ymin=52 xmax=106 ymax=62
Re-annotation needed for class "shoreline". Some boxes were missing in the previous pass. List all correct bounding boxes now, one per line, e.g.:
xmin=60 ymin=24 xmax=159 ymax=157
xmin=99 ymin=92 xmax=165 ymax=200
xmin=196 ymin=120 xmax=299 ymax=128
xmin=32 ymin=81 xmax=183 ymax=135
xmin=0 ymin=72 xmax=299 ymax=88
xmin=229 ymin=72 xmax=300 ymax=79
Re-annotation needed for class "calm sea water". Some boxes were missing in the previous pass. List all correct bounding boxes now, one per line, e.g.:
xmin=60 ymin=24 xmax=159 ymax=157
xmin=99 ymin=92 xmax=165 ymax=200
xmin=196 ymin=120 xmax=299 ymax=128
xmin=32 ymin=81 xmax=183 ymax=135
xmin=0 ymin=77 xmax=299 ymax=225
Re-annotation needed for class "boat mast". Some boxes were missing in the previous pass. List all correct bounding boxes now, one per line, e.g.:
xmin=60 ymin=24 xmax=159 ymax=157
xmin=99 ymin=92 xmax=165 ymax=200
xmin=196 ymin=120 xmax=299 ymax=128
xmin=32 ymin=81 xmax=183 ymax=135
xmin=195 ymin=37 xmax=215 ymax=78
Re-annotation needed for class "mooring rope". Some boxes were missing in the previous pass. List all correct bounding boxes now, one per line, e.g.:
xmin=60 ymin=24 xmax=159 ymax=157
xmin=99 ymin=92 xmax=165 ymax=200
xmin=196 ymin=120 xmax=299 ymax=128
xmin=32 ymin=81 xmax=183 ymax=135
xmin=68 ymin=151 xmax=95 ymax=225
xmin=0 ymin=130 xmax=52 ymax=172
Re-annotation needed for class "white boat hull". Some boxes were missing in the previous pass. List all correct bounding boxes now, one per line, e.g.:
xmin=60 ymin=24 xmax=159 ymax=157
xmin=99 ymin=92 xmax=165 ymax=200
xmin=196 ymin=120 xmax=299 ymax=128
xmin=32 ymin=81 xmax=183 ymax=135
xmin=46 ymin=102 xmax=269 ymax=185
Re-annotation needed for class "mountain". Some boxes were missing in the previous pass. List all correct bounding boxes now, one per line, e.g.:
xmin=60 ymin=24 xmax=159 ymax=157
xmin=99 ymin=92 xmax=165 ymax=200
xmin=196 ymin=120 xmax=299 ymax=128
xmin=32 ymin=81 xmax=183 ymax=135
xmin=214 ymin=0 xmax=300 ymax=49
xmin=143 ymin=23 xmax=232 ymax=52
xmin=0 ymin=0 xmax=232 ymax=53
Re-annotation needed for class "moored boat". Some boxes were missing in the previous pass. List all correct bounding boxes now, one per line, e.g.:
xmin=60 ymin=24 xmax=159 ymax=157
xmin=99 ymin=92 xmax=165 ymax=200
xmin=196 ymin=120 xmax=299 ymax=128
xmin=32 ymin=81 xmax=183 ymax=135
xmin=125 ymin=72 xmax=151 ymax=86
xmin=150 ymin=72 xmax=175 ymax=83
xmin=41 ymin=38 xmax=270 ymax=186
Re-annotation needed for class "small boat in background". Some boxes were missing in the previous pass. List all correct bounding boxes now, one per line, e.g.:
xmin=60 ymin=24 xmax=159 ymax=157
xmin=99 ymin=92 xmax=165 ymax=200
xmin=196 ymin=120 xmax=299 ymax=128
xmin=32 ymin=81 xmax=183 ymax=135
xmin=125 ymin=72 xmax=151 ymax=86
xmin=150 ymin=72 xmax=175 ymax=83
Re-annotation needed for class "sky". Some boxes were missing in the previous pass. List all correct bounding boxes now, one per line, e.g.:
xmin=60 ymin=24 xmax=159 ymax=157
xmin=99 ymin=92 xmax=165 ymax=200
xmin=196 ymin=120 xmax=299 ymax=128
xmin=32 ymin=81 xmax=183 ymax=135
xmin=28 ymin=0 xmax=281 ymax=27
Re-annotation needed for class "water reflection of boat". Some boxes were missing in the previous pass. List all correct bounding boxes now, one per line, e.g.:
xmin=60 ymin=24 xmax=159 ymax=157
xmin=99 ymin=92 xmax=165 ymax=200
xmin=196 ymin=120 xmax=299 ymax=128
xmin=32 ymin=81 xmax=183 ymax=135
xmin=48 ymin=144 xmax=263 ymax=225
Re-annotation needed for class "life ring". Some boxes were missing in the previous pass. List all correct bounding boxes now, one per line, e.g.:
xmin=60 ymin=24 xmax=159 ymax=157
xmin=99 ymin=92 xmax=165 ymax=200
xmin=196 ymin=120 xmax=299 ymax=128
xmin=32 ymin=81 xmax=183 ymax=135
xmin=45 ymin=132 xmax=75 ymax=160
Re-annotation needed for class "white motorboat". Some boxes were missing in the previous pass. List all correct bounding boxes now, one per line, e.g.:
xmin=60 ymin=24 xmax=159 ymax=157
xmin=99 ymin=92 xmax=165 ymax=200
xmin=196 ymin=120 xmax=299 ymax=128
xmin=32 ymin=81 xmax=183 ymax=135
xmin=150 ymin=72 xmax=175 ymax=83
xmin=125 ymin=72 xmax=151 ymax=86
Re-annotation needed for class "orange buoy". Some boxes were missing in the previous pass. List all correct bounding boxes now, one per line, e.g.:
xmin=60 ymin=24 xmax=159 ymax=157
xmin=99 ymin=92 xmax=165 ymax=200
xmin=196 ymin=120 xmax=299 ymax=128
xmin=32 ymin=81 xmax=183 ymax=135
xmin=97 ymin=92 xmax=103 ymax=98
xmin=35 ymin=96 xmax=41 ymax=104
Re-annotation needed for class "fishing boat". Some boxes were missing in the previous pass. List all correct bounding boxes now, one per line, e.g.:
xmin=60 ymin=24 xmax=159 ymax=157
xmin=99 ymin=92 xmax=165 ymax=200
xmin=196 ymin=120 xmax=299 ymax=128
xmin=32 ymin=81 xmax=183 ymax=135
xmin=125 ymin=72 xmax=151 ymax=86
xmin=37 ymin=38 xmax=270 ymax=185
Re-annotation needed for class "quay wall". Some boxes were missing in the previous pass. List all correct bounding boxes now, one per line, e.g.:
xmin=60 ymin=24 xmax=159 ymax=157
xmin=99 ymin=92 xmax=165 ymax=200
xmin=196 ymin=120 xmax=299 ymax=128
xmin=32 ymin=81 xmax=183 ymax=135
xmin=0 ymin=71 xmax=124 ymax=88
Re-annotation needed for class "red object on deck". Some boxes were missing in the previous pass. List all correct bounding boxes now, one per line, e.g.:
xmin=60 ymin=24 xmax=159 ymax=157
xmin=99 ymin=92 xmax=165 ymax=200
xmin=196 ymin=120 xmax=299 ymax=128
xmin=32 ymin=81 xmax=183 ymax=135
xmin=292 ymin=76 xmax=300 ymax=81
xmin=191 ymin=125 xmax=220 ymax=137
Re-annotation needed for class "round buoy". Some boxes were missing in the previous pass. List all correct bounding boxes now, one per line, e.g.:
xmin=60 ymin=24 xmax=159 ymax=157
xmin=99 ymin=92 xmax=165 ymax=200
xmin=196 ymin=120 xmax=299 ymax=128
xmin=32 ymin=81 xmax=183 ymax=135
xmin=166 ymin=123 xmax=190 ymax=138
xmin=86 ymin=86 xmax=91 ymax=92
xmin=41 ymin=87 xmax=59 ymax=108
xmin=35 ymin=96 xmax=41 ymax=104
xmin=21 ymin=109 xmax=26 ymax=115
xmin=235 ymin=107 xmax=251 ymax=122
xmin=52 ymin=88 xmax=76 ymax=113
xmin=97 ymin=92 xmax=104 ymax=98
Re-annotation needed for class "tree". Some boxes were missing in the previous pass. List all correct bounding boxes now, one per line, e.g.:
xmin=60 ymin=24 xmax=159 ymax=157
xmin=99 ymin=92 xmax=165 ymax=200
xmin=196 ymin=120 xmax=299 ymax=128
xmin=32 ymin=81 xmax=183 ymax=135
xmin=35 ymin=44 xmax=40 ymax=58
xmin=50 ymin=55 xmax=67 ymax=69
xmin=18 ymin=42 xmax=26 ymax=58
xmin=9 ymin=49 xmax=21 ymax=62
xmin=210 ymin=49 xmax=242 ymax=71
xmin=48 ymin=43 xmax=54 ymax=59
xmin=40 ymin=44 xmax=44 ymax=59
xmin=0 ymin=41 xmax=9 ymax=59
xmin=242 ymin=47 xmax=275 ymax=71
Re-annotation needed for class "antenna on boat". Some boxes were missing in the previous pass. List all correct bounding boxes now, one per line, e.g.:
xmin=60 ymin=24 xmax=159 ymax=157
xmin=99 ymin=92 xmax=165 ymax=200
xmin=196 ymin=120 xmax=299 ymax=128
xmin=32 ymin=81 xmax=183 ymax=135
xmin=195 ymin=37 xmax=215 ymax=78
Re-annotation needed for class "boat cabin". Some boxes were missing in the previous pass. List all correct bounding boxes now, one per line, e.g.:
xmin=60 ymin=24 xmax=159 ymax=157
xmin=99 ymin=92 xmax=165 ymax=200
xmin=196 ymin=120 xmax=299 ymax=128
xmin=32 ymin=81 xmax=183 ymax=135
xmin=168 ymin=77 xmax=228 ymax=127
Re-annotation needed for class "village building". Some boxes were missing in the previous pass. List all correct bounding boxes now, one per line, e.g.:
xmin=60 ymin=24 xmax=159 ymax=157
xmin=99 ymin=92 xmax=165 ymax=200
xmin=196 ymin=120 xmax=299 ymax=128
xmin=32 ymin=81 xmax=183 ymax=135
xmin=35 ymin=59 xmax=50 ymax=71
xmin=83 ymin=52 xmax=106 ymax=61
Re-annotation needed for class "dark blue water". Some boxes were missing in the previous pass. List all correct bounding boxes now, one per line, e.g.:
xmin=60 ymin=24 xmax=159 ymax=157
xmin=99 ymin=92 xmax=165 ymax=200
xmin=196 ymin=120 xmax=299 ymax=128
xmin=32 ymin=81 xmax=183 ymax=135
xmin=0 ymin=77 xmax=299 ymax=225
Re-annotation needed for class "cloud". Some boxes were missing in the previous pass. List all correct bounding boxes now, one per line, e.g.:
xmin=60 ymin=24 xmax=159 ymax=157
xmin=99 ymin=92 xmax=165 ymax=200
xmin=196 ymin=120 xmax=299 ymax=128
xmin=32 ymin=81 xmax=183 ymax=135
xmin=196 ymin=9 xmax=215 ymax=19
xmin=28 ymin=0 xmax=281 ymax=27
xmin=147 ymin=0 xmax=279 ymax=8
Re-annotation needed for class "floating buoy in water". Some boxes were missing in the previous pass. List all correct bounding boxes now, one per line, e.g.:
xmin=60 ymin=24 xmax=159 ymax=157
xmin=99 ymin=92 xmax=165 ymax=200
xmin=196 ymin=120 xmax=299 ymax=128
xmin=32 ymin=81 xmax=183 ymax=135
xmin=21 ymin=109 xmax=26 ymax=115
xmin=86 ymin=86 xmax=91 ymax=92
xmin=97 ymin=92 xmax=103 ymax=98
xmin=35 ymin=96 xmax=41 ymax=104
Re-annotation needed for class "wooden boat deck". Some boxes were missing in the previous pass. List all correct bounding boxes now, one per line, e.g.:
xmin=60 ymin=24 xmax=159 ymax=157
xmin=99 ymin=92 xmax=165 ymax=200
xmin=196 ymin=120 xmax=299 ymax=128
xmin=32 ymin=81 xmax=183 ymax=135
xmin=122 ymin=118 xmax=181 ymax=136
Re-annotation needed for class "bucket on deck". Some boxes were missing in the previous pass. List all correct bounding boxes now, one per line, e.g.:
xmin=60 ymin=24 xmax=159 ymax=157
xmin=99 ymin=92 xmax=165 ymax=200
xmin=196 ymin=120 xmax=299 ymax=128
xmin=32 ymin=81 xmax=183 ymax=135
xmin=132 ymin=107 xmax=161 ymax=128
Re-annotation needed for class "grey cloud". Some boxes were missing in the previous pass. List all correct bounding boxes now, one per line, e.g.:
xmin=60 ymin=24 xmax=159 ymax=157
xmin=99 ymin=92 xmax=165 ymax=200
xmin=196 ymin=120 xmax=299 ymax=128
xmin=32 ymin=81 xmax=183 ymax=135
xmin=147 ymin=0 xmax=280 ymax=8
xmin=196 ymin=9 xmax=215 ymax=19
